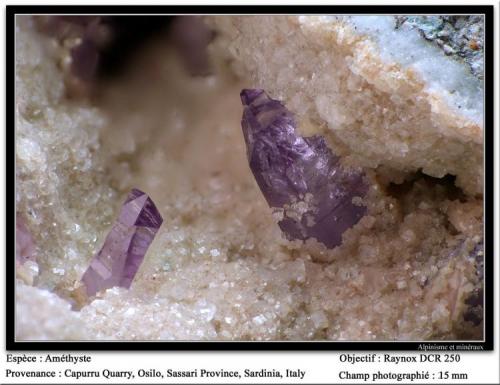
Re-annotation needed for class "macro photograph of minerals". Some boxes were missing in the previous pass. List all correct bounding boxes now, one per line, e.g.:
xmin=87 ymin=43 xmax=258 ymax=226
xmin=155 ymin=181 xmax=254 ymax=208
xmin=14 ymin=14 xmax=485 ymax=342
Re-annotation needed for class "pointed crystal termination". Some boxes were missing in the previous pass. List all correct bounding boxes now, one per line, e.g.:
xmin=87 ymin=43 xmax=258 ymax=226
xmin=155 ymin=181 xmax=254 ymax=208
xmin=81 ymin=188 xmax=163 ymax=297
xmin=240 ymin=89 xmax=368 ymax=249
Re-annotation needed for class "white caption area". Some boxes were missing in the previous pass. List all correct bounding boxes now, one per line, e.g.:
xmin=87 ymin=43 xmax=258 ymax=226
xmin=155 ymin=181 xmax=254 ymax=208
xmin=0 ymin=351 xmax=499 ymax=384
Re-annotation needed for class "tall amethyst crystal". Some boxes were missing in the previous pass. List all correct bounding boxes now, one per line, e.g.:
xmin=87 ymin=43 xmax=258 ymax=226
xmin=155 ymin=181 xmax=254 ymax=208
xmin=81 ymin=189 xmax=163 ymax=297
xmin=241 ymin=89 xmax=368 ymax=249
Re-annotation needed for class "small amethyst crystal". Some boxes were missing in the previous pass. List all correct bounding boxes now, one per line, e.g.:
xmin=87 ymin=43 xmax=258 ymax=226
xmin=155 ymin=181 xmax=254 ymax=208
xmin=81 ymin=189 xmax=163 ymax=297
xmin=16 ymin=214 xmax=36 ymax=265
xmin=36 ymin=16 xmax=112 ymax=89
xmin=240 ymin=89 xmax=368 ymax=249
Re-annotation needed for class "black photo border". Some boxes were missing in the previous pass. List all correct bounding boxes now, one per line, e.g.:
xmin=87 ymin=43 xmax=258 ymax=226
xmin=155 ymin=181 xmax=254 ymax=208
xmin=6 ymin=4 xmax=494 ymax=351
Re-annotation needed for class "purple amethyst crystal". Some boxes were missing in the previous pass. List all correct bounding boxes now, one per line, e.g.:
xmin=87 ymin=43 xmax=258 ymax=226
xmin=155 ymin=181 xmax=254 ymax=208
xmin=240 ymin=89 xmax=368 ymax=249
xmin=36 ymin=16 xmax=112 ymax=84
xmin=16 ymin=214 xmax=36 ymax=265
xmin=81 ymin=188 xmax=163 ymax=297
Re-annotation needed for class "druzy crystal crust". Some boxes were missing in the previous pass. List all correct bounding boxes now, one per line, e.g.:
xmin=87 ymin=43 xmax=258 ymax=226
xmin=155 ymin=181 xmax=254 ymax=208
xmin=241 ymin=89 xmax=368 ymax=249
xmin=81 ymin=188 xmax=163 ymax=297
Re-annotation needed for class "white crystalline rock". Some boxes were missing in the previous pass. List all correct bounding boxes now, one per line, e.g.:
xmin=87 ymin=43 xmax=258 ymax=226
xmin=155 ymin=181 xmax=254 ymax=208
xmin=15 ymin=17 xmax=115 ymax=289
xmin=195 ymin=299 xmax=217 ymax=322
xmin=16 ymin=282 xmax=87 ymax=340
xmin=207 ymin=15 xmax=484 ymax=196
xmin=341 ymin=16 xmax=482 ymax=123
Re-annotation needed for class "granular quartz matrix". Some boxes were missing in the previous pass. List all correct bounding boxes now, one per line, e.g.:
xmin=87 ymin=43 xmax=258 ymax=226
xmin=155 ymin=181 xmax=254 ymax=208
xmin=15 ymin=15 xmax=484 ymax=341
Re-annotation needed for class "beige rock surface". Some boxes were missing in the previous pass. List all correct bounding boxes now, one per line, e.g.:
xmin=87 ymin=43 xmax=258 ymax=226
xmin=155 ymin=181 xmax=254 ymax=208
xmin=15 ymin=16 xmax=483 ymax=341
xmin=207 ymin=16 xmax=483 ymax=196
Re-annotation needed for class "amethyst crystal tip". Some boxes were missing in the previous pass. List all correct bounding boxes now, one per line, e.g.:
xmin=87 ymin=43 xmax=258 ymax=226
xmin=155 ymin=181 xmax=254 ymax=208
xmin=240 ymin=89 xmax=368 ymax=249
xmin=81 ymin=188 xmax=163 ymax=297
